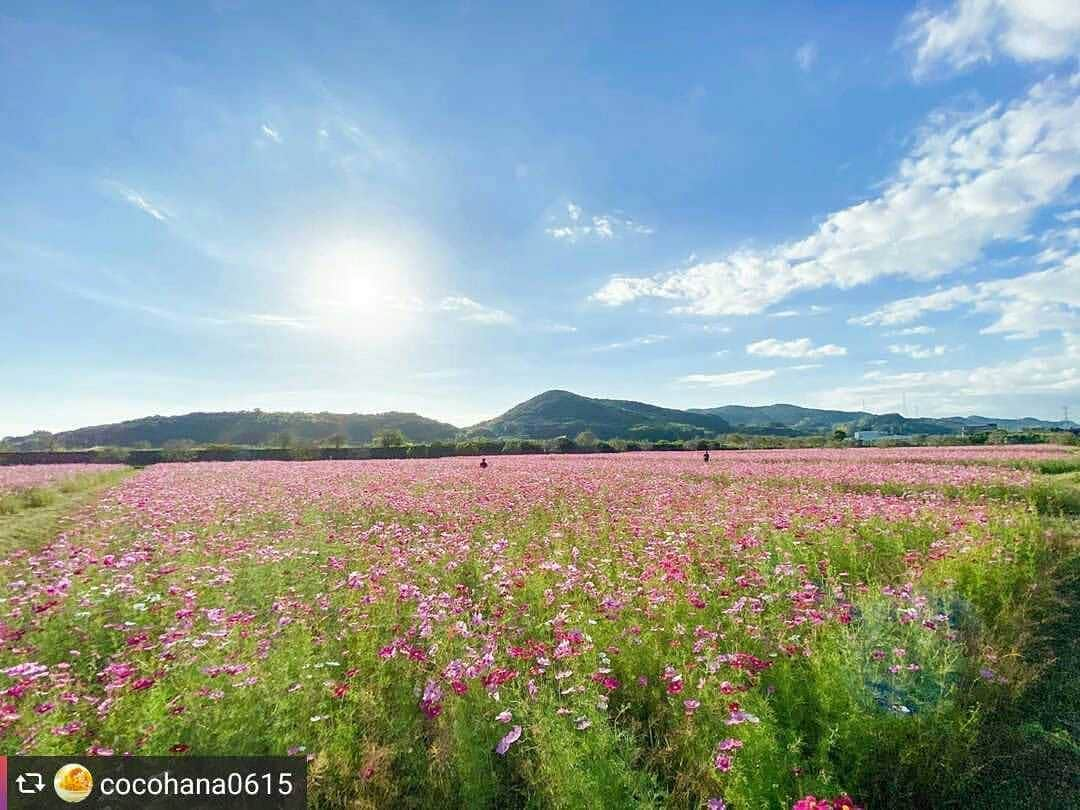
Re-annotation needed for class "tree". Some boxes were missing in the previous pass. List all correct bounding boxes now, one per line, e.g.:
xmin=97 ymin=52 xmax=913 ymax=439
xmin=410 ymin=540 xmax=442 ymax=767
xmin=323 ymin=433 xmax=347 ymax=449
xmin=833 ymin=429 xmax=847 ymax=441
xmin=374 ymin=429 xmax=406 ymax=448
xmin=574 ymin=430 xmax=598 ymax=448
xmin=268 ymin=432 xmax=294 ymax=449
xmin=551 ymin=436 xmax=576 ymax=452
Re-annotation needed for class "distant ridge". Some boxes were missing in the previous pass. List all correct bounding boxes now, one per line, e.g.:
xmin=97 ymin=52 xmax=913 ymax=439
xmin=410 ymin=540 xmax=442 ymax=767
xmin=1 ymin=410 xmax=460 ymax=450
xmin=3 ymin=391 xmax=1075 ymax=449
xmin=468 ymin=389 xmax=732 ymax=440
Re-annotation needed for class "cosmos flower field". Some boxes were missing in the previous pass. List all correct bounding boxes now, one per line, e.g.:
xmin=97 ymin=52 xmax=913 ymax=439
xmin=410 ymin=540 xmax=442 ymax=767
xmin=0 ymin=447 xmax=1076 ymax=809
xmin=0 ymin=463 xmax=126 ymax=495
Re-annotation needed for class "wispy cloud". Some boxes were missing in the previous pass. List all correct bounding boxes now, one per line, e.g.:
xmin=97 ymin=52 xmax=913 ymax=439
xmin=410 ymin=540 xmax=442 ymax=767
xmin=261 ymin=123 xmax=282 ymax=143
xmin=815 ymin=334 xmax=1080 ymax=415
xmin=546 ymin=202 xmax=654 ymax=243
xmin=238 ymin=313 xmax=311 ymax=330
xmin=888 ymin=343 xmax=949 ymax=360
xmin=852 ymin=255 xmax=1080 ymax=339
xmin=591 ymin=334 xmax=669 ymax=352
xmin=51 ymin=281 xmax=306 ymax=334
xmin=438 ymin=296 xmax=514 ymax=325
xmin=795 ymin=40 xmax=818 ymax=72
xmin=746 ymin=337 xmax=847 ymax=358
xmin=678 ymin=369 xmax=777 ymax=387
xmin=107 ymin=182 xmax=170 ymax=222
xmin=886 ymin=325 xmax=936 ymax=336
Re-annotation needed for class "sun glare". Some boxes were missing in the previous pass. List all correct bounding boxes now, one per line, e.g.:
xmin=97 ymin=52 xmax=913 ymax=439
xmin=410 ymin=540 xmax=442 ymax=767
xmin=302 ymin=238 xmax=424 ymax=340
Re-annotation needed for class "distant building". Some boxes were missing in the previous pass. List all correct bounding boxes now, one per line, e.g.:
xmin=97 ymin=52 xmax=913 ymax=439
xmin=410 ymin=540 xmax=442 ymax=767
xmin=853 ymin=430 xmax=890 ymax=443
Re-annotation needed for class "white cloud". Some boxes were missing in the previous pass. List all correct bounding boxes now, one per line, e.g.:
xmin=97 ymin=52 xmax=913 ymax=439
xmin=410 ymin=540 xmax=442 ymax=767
xmin=702 ymin=324 xmax=733 ymax=333
xmin=438 ymin=296 xmax=514 ymax=325
xmin=538 ymin=322 xmax=578 ymax=333
xmin=108 ymin=183 xmax=169 ymax=222
xmin=547 ymin=201 xmax=654 ymax=242
xmin=261 ymin=124 xmax=282 ymax=143
xmin=240 ymin=313 xmax=311 ymax=330
xmin=903 ymin=0 xmax=1080 ymax=79
xmin=768 ymin=309 xmax=800 ymax=318
xmin=887 ymin=325 xmax=937 ymax=335
xmin=796 ymin=41 xmax=818 ymax=71
xmin=853 ymin=254 xmax=1080 ymax=338
xmin=746 ymin=337 xmax=848 ymax=358
xmin=814 ymin=333 xmax=1079 ymax=414
xmin=852 ymin=285 xmax=976 ymax=326
xmin=808 ymin=305 xmax=832 ymax=314
xmin=592 ymin=334 xmax=669 ymax=352
xmin=677 ymin=369 xmax=777 ymax=387
xmin=591 ymin=74 xmax=1080 ymax=316
xmin=888 ymin=343 xmax=949 ymax=359
xmin=788 ymin=363 xmax=824 ymax=371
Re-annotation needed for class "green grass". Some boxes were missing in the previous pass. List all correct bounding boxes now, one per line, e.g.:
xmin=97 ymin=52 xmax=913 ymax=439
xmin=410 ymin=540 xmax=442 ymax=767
xmin=949 ymin=520 xmax=1080 ymax=808
xmin=1030 ymin=457 xmax=1080 ymax=476
xmin=0 ymin=469 xmax=132 ymax=550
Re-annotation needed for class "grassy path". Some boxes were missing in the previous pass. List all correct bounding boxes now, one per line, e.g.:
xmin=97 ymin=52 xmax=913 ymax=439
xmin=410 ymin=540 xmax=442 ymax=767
xmin=955 ymin=473 xmax=1080 ymax=808
xmin=0 ymin=469 xmax=133 ymax=553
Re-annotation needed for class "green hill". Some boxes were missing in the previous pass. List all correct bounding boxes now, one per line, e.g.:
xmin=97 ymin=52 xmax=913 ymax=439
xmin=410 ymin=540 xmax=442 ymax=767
xmin=5 ymin=392 xmax=1074 ymax=451
xmin=469 ymin=390 xmax=731 ymax=440
xmin=2 ymin=410 xmax=460 ymax=450
xmin=690 ymin=404 xmax=958 ymax=435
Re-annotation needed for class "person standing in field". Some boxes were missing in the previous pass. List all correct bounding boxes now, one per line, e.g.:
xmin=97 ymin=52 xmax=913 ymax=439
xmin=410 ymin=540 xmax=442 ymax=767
xmin=480 ymin=458 xmax=488 ymax=468
xmin=703 ymin=450 xmax=710 ymax=463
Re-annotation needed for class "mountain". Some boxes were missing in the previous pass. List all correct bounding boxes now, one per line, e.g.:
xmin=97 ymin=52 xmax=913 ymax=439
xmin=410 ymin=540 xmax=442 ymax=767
xmin=4 ymin=393 xmax=1075 ymax=451
xmin=691 ymin=404 xmax=868 ymax=432
xmin=468 ymin=390 xmax=731 ymax=440
xmin=936 ymin=415 xmax=1078 ymax=431
xmin=691 ymin=404 xmax=1076 ymax=435
xmin=2 ymin=410 xmax=460 ymax=450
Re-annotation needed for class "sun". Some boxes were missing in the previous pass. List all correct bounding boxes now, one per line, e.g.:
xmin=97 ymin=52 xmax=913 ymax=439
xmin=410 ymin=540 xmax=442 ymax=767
xmin=302 ymin=237 xmax=425 ymax=340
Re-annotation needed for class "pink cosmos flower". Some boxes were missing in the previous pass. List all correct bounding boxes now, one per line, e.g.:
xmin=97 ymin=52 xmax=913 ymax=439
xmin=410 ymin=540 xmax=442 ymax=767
xmin=494 ymin=725 xmax=522 ymax=755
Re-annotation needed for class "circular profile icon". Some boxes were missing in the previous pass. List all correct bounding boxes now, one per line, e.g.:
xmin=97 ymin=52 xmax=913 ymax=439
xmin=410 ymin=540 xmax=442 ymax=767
xmin=53 ymin=763 xmax=93 ymax=803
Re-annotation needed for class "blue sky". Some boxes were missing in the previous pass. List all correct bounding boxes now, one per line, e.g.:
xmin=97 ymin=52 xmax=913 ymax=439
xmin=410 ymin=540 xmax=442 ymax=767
xmin=2 ymin=0 xmax=1078 ymax=435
